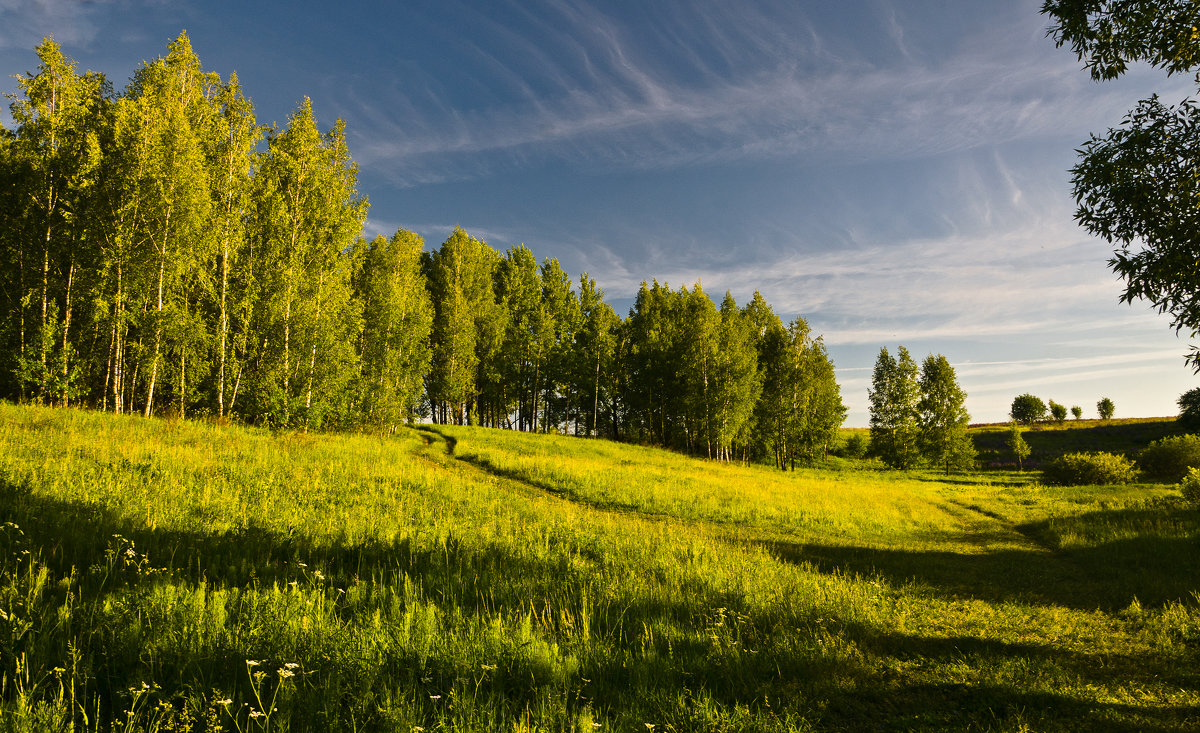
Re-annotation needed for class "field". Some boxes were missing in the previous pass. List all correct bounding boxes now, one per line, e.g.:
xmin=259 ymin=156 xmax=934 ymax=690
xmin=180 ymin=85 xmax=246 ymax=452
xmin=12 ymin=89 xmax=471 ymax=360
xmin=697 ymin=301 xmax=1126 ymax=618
xmin=0 ymin=404 xmax=1197 ymax=731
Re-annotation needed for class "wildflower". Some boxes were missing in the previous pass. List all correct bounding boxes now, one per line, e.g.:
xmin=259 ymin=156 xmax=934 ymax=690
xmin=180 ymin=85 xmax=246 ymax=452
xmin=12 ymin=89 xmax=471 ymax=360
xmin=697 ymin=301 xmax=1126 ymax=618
xmin=246 ymin=660 xmax=262 ymax=667
xmin=284 ymin=662 xmax=300 ymax=670
xmin=480 ymin=664 xmax=497 ymax=671
xmin=216 ymin=698 xmax=232 ymax=706
xmin=313 ymin=570 xmax=324 ymax=581
xmin=249 ymin=708 xmax=265 ymax=719
xmin=277 ymin=667 xmax=294 ymax=678
xmin=429 ymin=694 xmax=441 ymax=700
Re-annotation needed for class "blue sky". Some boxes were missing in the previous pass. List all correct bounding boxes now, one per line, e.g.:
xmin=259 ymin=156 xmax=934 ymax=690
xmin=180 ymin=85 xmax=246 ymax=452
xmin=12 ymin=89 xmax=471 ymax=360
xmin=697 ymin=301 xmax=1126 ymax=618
xmin=3 ymin=0 xmax=1197 ymax=425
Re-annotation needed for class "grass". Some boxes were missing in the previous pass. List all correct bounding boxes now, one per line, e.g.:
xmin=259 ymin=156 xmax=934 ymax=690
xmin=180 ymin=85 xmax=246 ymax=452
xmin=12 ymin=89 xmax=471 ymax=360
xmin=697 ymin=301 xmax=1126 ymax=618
xmin=972 ymin=417 xmax=1182 ymax=468
xmin=0 ymin=403 xmax=1196 ymax=731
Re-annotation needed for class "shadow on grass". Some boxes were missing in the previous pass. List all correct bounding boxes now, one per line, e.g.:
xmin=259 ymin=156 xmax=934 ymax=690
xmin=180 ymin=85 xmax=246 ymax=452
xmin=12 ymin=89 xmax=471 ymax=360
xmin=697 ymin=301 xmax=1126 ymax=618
xmin=819 ymin=679 xmax=1199 ymax=732
xmin=763 ymin=502 xmax=1199 ymax=611
xmin=1 ymin=469 xmax=1197 ymax=731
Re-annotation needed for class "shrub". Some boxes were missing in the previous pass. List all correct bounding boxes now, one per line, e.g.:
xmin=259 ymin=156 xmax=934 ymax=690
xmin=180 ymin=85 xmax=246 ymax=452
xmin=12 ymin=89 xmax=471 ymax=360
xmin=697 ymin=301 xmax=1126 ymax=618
xmin=1042 ymin=451 xmax=1137 ymax=486
xmin=1097 ymin=397 xmax=1115 ymax=420
xmin=1180 ymin=467 xmax=1200 ymax=505
xmin=1010 ymin=394 xmax=1047 ymax=424
xmin=1138 ymin=434 xmax=1200 ymax=482
xmin=841 ymin=433 xmax=868 ymax=458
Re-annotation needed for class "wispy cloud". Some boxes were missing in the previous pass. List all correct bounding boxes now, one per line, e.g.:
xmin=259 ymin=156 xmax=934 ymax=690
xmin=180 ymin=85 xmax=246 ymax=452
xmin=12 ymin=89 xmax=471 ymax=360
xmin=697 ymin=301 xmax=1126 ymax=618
xmin=0 ymin=0 xmax=111 ymax=50
xmin=335 ymin=0 xmax=1190 ymax=188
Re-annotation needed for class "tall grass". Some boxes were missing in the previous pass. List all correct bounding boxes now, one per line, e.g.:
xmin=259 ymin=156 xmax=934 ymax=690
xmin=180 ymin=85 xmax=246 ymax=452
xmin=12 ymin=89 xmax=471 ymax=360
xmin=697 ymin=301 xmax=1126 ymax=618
xmin=0 ymin=403 xmax=1196 ymax=731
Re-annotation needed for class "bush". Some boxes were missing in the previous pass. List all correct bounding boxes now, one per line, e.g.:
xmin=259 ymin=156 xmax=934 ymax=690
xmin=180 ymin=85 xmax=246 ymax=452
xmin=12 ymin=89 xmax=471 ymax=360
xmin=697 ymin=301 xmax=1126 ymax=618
xmin=1010 ymin=393 xmax=1047 ymax=424
xmin=1138 ymin=434 xmax=1200 ymax=482
xmin=1042 ymin=451 xmax=1137 ymax=486
xmin=1097 ymin=397 xmax=1115 ymax=420
xmin=841 ymin=433 xmax=868 ymax=458
xmin=1180 ymin=467 xmax=1200 ymax=505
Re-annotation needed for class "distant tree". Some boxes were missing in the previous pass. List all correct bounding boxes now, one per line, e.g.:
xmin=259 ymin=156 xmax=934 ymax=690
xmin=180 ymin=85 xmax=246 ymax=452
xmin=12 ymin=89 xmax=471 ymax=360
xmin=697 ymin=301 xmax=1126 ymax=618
xmin=1010 ymin=393 xmax=1047 ymax=424
xmin=1071 ymin=405 xmax=1083 ymax=420
xmin=1178 ymin=388 xmax=1200 ymax=430
xmin=916 ymin=354 xmax=975 ymax=473
xmin=1007 ymin=421 xmax=1031 ymax=471
xmin=1097 ymin=397 xmax=1115 ymax=420
xmin=1048 ymin=399 xmax=1068 ymax=423
xmin=869 ymin=346 xmax=921 ymax=469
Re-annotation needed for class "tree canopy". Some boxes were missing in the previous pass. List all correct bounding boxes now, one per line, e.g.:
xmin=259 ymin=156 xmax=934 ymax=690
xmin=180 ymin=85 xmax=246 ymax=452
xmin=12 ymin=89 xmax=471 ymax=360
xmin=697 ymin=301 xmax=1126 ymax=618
xmin=1043 ymin=0 xmax=1200 ymax=369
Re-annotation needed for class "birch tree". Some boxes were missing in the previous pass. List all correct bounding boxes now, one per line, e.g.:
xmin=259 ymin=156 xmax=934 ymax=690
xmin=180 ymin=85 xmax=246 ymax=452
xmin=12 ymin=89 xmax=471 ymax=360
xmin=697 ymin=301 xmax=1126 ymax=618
xmin=253 ymin=99 xmax=366 ymax=427
xmin=917 ymin=353 xmax=975 ymax=473
xmin=6 ymin=37 xmax=104 ymax=404
xmin=355 ymin=229 xmax=433 ymax=428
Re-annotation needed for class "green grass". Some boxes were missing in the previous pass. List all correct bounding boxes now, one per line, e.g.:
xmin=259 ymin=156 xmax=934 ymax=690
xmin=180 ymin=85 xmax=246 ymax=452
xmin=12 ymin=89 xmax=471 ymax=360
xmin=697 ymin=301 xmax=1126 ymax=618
xmin=972 ymin=417 xmax=1183 ymax=468
xmin=0 ymin=403 xmax=1197 ymax=731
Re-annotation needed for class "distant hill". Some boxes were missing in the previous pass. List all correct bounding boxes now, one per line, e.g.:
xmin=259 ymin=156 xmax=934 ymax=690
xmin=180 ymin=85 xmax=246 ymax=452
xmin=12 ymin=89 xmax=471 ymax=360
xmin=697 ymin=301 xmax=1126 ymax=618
xmin=970 ymin=417 xmax=1181 ymax=468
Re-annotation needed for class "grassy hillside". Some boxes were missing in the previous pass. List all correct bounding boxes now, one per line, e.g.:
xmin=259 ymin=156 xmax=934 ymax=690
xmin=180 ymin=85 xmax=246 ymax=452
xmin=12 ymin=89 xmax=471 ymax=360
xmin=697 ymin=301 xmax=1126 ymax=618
xmin=971 ymin=417 xmax=1182 ymax=468
xmin=0 ymin=403 xmax=1196 ymax=731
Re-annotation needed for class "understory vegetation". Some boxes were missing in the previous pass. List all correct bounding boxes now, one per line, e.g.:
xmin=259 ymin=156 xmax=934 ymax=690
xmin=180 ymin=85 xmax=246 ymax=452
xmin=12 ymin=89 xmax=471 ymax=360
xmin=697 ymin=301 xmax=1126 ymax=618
xmin=0 ymin=403 xmax=1196 ymax=731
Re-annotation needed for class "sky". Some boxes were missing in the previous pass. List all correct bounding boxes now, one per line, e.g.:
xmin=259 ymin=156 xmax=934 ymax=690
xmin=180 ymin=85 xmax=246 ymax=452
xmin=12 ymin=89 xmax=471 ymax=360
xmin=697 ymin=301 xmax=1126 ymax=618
xmin=2 ymin=0 xmax=1197 ymax=426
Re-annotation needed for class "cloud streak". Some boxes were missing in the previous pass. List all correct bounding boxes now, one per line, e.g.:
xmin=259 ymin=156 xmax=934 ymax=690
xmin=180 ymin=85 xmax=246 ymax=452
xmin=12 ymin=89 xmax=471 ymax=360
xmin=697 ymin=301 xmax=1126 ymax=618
xmin=336 ymin=0 xmax=1190 ymax=188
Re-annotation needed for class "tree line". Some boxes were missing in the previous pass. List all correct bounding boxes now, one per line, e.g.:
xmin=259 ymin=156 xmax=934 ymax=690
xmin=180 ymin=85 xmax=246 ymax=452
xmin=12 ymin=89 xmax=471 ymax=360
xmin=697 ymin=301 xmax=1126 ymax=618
xmin=0 ymin=34 xmax=846 ymax=464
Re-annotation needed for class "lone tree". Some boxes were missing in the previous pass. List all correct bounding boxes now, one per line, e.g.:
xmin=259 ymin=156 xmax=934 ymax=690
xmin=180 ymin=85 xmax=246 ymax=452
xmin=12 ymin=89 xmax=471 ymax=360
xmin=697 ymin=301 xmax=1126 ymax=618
xmin=1008 ymin=421 xmax=1031 ymax=470
xmin=1043 ymin=0 xmax=1200 ymax=370
xmin=1097 ymin=397 xmax=1115 ymax=420
xmin=1179 ymin=387 xmax=1200 ymax=430
xmin=1010 ymin=393 xmax=1047 ymax=424
xmin=1071 ymin=405 xmax=1083 ymax=420
xmin=1049 ymin=399 xmax=1068 ymax=423
xmin=917 ymin=354 xmax=976 ymax=473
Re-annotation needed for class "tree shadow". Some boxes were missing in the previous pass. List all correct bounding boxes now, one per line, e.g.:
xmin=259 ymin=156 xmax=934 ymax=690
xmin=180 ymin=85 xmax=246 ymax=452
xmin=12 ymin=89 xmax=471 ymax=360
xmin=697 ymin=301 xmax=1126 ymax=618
xmin=761 ymin=502 xmax=1199 ymax=611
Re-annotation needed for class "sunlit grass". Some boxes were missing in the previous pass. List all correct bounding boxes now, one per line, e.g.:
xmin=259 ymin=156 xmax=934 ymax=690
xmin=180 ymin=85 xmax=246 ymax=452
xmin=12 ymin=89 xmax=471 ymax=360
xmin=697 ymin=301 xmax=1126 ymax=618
xmin=0 ymin=403 xmax=1196 ymax=731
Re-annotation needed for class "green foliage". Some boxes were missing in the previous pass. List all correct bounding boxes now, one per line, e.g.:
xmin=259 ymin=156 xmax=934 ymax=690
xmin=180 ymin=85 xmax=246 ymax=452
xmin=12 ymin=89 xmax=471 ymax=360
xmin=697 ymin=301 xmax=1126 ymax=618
xmin=840 ymin=432 xmax=868 ymax=458
xmin=1138 ymin=433 xmax=1200 ymax=482
xmin=1042 ymin=0 xmax=1200 ymax=80
xmin=1180 ymin=466 xmax=1200 ymax=505
xmin=1048 ymin=399 xmax=1068 ymax=423
xmin=1042 ymin=451 xmax=1138 ymax=486
xmin=1071 ymin=405 xmax=1083 ymax=420
xmin=1044 ymin=0 xmax=1200 ymax=369
xmin=868 ymin=346 xmax=921 ymax=468
xmin=1007 ymin=422 xmax=1031 ymax=470
xmin=916 ymin=353 xmax=975 ymax=473
xmin=1010 ymin=393 xmax=1047 ymax=424
xmin=1177 ymin=387 xmax=1200 ymax=430
xmin=1097 ymin=396 xmax=1115 ymax=420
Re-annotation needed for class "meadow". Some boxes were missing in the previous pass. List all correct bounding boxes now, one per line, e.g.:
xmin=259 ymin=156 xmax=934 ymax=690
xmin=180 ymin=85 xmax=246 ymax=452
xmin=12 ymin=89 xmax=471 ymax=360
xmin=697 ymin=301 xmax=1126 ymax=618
xmin=0 ymin=403 xmax=1196 ymax=731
